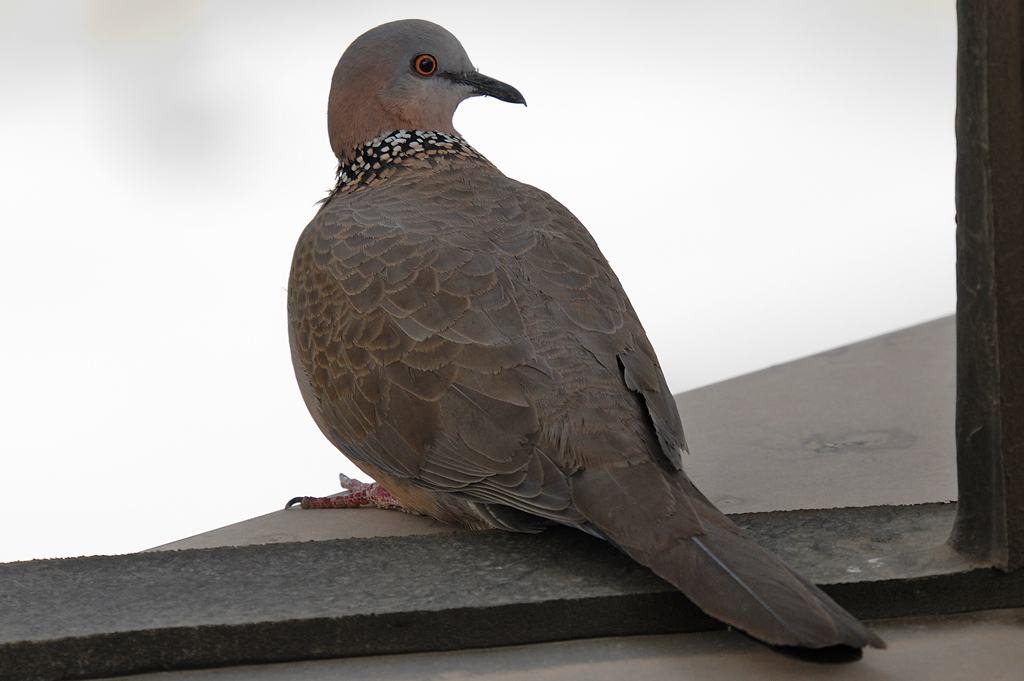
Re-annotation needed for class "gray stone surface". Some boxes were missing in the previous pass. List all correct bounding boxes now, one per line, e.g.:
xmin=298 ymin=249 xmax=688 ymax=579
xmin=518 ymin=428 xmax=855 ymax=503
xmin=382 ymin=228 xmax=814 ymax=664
xmin=5 ymin=503 xmax=1023 ymax=681
xmin=2 ymin=530 xmax=674 ymax=645
xmin=104 ymin=608 xmax=1024 ymax=681
xmin=679 ymin=315 xmax=956 ymax=513
xmin=146 ymin=507 xmax=462 ymax=552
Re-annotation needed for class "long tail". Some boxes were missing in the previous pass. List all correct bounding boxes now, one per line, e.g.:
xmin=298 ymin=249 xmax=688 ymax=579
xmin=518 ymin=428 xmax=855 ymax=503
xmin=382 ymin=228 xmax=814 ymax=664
xmin=569 ymin=462 xmax=886 ymax=650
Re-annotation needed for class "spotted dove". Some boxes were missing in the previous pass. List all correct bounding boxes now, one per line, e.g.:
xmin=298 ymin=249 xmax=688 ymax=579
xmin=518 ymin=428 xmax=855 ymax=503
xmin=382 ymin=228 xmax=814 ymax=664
xmin=287 ymin=19 xmax=885 ymax=652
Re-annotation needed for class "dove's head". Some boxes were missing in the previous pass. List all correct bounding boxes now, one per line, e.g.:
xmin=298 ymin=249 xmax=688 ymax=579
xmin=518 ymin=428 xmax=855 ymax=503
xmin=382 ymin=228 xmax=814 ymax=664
xmin=327 ymin=19 xmax=526 ymax=161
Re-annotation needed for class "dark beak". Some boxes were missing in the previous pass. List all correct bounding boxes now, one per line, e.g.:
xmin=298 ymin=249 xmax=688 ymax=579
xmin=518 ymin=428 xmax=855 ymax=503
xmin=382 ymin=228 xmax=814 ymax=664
xmin=445 ymin=71 xmax=527 ymax=105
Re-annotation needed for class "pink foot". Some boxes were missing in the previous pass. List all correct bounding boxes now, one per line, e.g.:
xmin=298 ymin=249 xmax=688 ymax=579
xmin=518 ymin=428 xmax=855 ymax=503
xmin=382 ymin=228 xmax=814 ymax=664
xmin=285 ymin=474 xmax=419 ymax=514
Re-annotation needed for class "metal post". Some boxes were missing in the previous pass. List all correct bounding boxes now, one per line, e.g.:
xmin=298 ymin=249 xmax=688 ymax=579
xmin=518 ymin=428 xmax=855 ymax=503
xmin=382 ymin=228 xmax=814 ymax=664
xmin=951 ymin=0 xmax=1024 ymax=570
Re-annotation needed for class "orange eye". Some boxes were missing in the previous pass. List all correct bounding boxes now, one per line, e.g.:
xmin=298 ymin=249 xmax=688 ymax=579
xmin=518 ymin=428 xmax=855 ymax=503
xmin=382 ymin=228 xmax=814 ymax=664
xmin=413 ymin=54 xmax=437 ymax=76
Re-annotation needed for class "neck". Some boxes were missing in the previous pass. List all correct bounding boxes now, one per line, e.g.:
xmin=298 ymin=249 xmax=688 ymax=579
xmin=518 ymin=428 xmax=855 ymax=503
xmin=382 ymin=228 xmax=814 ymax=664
xmin=329 ymin=129 xmax=486 ymax=196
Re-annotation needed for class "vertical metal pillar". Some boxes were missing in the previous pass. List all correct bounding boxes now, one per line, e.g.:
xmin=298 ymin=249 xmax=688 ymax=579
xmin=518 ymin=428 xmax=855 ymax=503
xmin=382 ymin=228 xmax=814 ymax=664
xmin=952 ymin=0 xmax=1024 ymax=570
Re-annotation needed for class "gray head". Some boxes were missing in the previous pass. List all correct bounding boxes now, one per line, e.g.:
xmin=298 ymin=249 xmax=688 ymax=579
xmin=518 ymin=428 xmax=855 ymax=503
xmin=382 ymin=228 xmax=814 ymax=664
xmin=327 ymin=19 xmax=525 ymax=161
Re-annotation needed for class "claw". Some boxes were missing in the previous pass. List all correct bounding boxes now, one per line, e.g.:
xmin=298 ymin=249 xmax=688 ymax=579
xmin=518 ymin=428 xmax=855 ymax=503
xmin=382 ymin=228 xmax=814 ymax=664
xmin=285 ymin=474 xmax=420 ymax=514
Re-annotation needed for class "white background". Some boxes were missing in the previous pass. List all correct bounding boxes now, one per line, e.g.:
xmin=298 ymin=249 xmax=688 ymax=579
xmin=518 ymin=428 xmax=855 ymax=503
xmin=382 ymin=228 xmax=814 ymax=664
xmin=0 ymin=0 xmax=955 ymax=563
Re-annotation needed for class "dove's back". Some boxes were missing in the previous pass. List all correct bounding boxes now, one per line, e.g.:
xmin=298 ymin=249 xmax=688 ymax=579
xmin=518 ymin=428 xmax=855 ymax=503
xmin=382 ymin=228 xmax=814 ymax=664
xmin=287 ymin=131 xmax=884 ymax=650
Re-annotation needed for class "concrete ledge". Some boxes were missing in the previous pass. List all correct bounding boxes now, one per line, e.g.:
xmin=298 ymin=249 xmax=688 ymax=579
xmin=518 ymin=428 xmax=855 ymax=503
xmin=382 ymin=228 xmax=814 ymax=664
xmin=144 ymin=506 xmax=462 ymax=552
xmin=4 ymin=503 xmax=1023 ymax=681
xmin=677 ymin=315 xmax=956 ymax=513
xmin=100 ymin=609 xmax=1024 ymax=681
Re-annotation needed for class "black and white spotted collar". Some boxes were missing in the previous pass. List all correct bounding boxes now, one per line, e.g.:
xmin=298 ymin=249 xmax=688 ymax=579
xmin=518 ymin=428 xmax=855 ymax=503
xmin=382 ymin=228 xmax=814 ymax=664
xmin=331 ymin=130 xmax=485 ymax=195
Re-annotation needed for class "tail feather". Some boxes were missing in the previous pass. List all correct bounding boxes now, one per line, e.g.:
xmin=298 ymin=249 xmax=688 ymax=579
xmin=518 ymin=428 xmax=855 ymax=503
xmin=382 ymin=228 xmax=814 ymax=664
xmin=786 ymin=562 xmax=888 ymax=649
xmin=686 ymin=533 xmax=834 ymax=646
xmin=569 ymin=464 xmax=885 ymax=650
xmin=659 ymin=515 xmax=883 ymax=648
